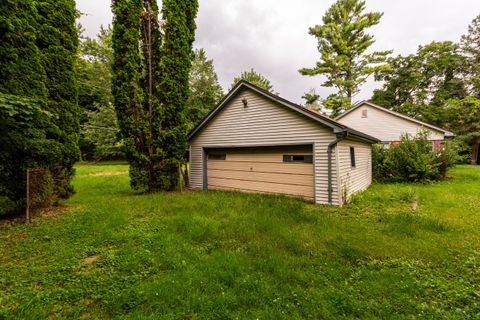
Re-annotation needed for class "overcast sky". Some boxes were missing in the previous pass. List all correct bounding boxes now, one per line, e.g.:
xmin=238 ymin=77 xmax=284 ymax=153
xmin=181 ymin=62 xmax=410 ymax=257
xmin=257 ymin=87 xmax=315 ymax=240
xmin=77 ymin=0 xmax=479 ymax=104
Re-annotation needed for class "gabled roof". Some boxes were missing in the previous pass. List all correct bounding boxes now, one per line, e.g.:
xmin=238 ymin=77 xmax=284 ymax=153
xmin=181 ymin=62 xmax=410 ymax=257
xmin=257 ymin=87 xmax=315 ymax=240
xmin=336 ymin=100 xmax=454 ymax=137
xmin=188 ymin=80 xmax=379 ymax=143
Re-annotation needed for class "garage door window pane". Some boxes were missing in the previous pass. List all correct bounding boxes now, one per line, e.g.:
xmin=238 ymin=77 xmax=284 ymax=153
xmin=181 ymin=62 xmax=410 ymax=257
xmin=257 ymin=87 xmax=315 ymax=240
xmin=208 ymin=154 xmax=226 ymax=160
xmin=283 ymin=155 xmax=313 ymax=163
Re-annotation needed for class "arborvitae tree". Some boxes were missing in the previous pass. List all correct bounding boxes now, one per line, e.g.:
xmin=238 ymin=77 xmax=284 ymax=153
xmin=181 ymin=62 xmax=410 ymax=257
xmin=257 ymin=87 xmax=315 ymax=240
xmin=112 ymin=0 xmax=148 ymax=190
xmin=0 ymin=0 xmax=49 ymax=213
xmin=230 ymin=68 xmax=275 ymax=93
xmin=0 ymin=0 xmax=78 ymax=213
xmin=0 ymin=0 xmax=47 ymax=98
xmin=112 ymin=0 xmax=198 ymax=192
xmin=187 ymin=48 xmax=224 ymax=130
xmin=300 ymin=0 xmax=390 ymax=116
xmin=156 ymin=0 xmax=199 ymax=190
xmin=36 ymin=0 xmax=80 ymax=198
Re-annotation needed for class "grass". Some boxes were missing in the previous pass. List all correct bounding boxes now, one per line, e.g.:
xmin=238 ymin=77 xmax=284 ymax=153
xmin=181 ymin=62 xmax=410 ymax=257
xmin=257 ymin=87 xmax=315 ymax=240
xmin=1 ymin=164 xmax=479 ymax=319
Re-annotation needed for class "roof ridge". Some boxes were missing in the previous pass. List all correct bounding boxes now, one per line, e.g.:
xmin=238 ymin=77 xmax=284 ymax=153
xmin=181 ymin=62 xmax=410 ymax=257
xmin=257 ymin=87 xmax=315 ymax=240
xmin=188 ymin=81 xmax=379 ymax=143
xmin=337 ymin=100 xmax=454 ymax=136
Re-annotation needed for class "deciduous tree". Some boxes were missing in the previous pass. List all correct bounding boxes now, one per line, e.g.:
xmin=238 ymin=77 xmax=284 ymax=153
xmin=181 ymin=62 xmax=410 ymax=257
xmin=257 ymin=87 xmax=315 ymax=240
xmin=231 ymin=69 xmax=275 ymax=93
xmin=187 ymin=49 xmax=223 ymax=130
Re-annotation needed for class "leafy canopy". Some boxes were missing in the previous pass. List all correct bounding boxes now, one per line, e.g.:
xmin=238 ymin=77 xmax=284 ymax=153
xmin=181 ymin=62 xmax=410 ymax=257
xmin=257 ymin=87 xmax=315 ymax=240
xmin=77 ymin=26 xmax=120 ymax=160
xmin=187 ymin=48 xmax=224 ymax=130
xmin=231 ymin=69 xmax=275 ymax=93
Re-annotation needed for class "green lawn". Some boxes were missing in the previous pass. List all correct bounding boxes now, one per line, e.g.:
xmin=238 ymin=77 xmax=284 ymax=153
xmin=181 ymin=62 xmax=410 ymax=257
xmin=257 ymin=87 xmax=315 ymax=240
xmin=1 ymin=164 xmax=479 ymax=319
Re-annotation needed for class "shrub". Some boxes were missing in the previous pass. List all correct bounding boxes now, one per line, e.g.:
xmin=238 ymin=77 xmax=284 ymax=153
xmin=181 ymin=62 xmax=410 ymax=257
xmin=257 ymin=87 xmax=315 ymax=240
xmin=373 ymin=131 xmax=463 ymax=183
xmin=436 ymin=140 xmax=466 ymax=179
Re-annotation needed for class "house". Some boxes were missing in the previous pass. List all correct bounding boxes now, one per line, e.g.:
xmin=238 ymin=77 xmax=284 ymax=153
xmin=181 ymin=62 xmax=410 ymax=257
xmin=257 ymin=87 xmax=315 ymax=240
xmin=187 ymin=81 xmax=379 ymax=205
xmin=336 ymin=101 xmax=454 ymax=152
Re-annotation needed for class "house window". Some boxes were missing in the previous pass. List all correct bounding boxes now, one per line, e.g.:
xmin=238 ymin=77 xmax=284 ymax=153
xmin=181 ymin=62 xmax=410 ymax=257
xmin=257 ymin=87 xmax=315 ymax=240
xmin=361 ymin=109 xmax=368 ymax=118
xmin=283 ymin=155 xmax=313 ymax=163
xmin=208 ymin=154 xmax=226 ymax=160
xmin=350 ymin=147 xmax=356 ymax=168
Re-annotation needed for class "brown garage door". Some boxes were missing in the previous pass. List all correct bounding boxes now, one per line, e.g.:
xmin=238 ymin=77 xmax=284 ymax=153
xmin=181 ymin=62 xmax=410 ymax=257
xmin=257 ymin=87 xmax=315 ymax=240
xmin=206 ymin=145 xmax=314 ymax=200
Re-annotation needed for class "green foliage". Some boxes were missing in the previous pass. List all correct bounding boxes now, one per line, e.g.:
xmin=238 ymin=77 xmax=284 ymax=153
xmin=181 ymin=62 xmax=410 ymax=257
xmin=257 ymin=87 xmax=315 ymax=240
xmin=187 ymin=48 xmax=224 ymax=130
xmin=0 ymin=0 xmax=47 ymax=98
xmin=231 ymin=68 xmax=275 ymax=93
xmin=112 ymin=0 xmax=198 ymax=192
xmin=155 ymin=0 xmax=199 ymax=190
xmin=112 ymin=0 xmax=148 ymax=191
xmin=1 ymin=163 xmax=480 ymax=318
xmin=0 ymin=94 xmax=62 ymax=213
xmin=0 ymin=0 xmax=79 ymax=213
xmin=372 ymin=41 xmax=467 ymax=124
xmin=36 ymin=0 xmax=80 ymax=198
xmin=300 ymin=0 xmax=390 ymax=116
xmin=301 ymin=89 xmax=322 ymax=112
xmin=372 ymin=132 xmax=464 ymax=183
xmin=461 ymin=15 xmax=480 ymax=96
xmin=78 ymin=27 xmax=113 ymax=114
xmin=77 ymin=27 xmax=120 ymax=160
xmin=83 ymin=104 xmax=123 ymax=160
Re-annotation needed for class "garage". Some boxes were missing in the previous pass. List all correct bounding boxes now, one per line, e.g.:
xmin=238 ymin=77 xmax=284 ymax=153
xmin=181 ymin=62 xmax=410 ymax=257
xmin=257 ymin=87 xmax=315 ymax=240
xmin=188 ymin=80 xmax=378 ymax=205
xmin=206 ymin=145 xmax=314 ymax=200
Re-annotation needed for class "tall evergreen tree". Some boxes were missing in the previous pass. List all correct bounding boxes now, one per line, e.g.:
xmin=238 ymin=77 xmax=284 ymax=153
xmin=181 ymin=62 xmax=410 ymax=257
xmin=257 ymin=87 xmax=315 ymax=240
xmin=187 ymin=48 xmax=223 ymax=130
xmin=36 ymin=0 xmax=80 ymax=198
xmin=0 ymin=0 xmax=79 ymax=213
xmin=300 ymin=0 xmax=390 ymax=116
xmin=112 ymin=0 xmax=198 ymax=192
xmin=156 ymin=0 xmax=199 ymax=190
xmin=230 ymin=69 xmax=275 ymax=93
xmin=461 ymin=15 xmax=480 ymax=96
xmin=112 ymin=0 xmax=148 ymax=190
xmin=0 ymin=0 xmax=47 ymax=98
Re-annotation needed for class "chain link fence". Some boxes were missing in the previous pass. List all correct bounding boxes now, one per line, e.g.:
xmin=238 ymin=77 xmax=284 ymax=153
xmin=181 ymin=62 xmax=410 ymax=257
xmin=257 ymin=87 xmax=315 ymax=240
xmin=26 ymin=168 xmax=54 ymax=222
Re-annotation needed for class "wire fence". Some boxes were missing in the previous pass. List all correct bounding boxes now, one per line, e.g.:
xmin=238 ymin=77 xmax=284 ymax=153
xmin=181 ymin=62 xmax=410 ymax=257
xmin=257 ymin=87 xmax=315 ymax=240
xmin=26 ymin=168 xmax=54 ymax=222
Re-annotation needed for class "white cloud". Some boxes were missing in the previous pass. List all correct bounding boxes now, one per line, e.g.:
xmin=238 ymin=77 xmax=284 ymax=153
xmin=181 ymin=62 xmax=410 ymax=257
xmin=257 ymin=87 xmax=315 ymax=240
xmin=76 ymin=0 xmax=479 ymax=104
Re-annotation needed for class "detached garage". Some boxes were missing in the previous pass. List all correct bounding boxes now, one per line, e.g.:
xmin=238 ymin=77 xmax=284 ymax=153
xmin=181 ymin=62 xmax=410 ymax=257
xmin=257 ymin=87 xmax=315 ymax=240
xmin=188 ymin=81 xmax=379 ymax=205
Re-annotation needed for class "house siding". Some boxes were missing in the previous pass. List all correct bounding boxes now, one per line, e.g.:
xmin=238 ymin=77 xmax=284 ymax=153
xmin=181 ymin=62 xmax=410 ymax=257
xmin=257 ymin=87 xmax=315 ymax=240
xmin=336 ymin=139 xmax=372 ymax=203
xmin=189 ymin=89 xmax=340 ymax=204
xmin=338 ymin=104 xmax=445 ymax=142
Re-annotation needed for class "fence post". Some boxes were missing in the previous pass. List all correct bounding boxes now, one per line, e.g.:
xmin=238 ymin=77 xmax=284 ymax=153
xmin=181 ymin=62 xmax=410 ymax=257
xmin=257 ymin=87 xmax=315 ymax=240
xmin=26 ymin=168 xmax=30 ymax=223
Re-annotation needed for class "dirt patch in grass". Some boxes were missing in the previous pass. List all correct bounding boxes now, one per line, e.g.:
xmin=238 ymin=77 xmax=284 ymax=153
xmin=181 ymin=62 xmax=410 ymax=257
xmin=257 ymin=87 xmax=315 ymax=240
xmin=87 ymin=171 xmax=127 ymax=177
xmin=84 ymin=255 xmax=99 ymax=264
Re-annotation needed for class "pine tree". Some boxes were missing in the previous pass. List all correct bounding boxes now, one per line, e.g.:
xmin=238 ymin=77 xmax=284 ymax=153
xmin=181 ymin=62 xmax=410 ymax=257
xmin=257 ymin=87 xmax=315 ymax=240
xmin=300 ymin=0 xmax=390 ymax=116
xmin=461 ymin=15 xmax=480 ymax=96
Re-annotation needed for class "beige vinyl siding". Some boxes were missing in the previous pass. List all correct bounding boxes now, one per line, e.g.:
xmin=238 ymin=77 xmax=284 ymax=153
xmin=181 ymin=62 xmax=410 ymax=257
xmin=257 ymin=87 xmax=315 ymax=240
xmin=207 ymin=146 xmax=313 ymax=200
xmin=338 ymin=104 xmax=445 ymax=142
xmin=336 ymin=139 xmax=372 ymax=203
xmin=189 ymin=89 xmax=339 ymax=204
